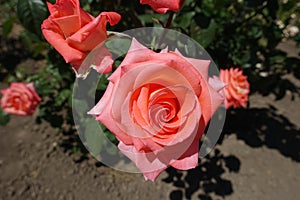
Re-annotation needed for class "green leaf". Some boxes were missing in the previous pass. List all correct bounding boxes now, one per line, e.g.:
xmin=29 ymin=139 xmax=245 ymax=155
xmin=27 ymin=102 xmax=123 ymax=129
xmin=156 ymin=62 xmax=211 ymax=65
xmin=55 ymin=89 xmax=71 ymax=106
xmin=2 ymin=16 xmax=16 ymax=38
xmin=97 ymin=74 xmax=109 ymax=91
xmin=17 ymin=0 xmax=48 ymax=38
xmin=19 ymin=27 xmax=42 ymax=53
xmin=0 ymin=108 xmax=10 ymax=126
xmin=175 ymin=12 xmax=195 ymax=29
xmin=185 ymin=0 xmax=194 ymax=6
xmin=104 ymin=130 xmax=118 ymax=145
xmin=33 ymin=42 xmax=49 ymax=57
xmin=194 ymin=20 xmax=218 ymax=48
xmin=105 ymin=37 xmax=131 ymax=57
xmin=72 ymin=99 xmax=89 ymax=119
xmin=84 ymin=119 xmax=103 ymax=156
xmin=47 ymin=0 xmax=56 ymax=4
xmin=105 ymin=142 xmax=118 ymax=155
xmin=138 ymin=14 xmax=169 ymax=26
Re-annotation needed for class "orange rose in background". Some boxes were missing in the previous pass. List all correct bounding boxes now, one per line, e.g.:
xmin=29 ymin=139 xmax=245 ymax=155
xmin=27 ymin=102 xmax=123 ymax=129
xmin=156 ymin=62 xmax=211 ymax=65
xmin=0 ymin=83 xmax=41 ymax=116
xmin=220 ymin=68 xmax=250 ymax=109
xmin=89 ymin=39 xmax=225 ymax=181
xmin=140 ymin=0 xmax=186 ymax=14
xmin=41 ymin=0 xmax=121 ymax=75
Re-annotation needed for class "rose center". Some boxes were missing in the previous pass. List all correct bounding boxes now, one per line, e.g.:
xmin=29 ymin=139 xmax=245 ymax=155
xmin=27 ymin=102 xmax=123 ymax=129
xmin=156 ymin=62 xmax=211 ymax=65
xmin=130 ymin=84 xmax=180 ymax=135
xmin=8 ymin=96 xmax=27 ymax=111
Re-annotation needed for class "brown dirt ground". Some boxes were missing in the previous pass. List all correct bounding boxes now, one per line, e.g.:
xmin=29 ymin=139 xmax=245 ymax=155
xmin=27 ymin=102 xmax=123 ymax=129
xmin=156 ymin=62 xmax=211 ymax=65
xmin=0 ymin=75 xmax=300 ymax=200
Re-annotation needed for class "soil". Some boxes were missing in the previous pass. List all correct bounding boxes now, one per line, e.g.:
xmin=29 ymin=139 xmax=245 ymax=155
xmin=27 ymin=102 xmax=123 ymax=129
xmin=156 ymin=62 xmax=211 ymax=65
xmin=0 ymin=75 xmax=300 ymax=200
xmin=0 ymin=22 xmax=300 ymax=200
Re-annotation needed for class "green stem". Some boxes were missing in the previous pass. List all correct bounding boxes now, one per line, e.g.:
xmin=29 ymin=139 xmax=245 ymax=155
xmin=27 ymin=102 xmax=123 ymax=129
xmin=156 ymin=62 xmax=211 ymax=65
xmin=164 ymin=12 xmax=175 ymax=28
xmin=155 ymin=12 xmax=175 ymax=50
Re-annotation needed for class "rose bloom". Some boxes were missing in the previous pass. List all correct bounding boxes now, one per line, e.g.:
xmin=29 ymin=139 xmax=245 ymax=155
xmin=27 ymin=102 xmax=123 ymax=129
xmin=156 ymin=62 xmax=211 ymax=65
xmin=0 ymin=82 xmax=41 ymax=116
xmin=89 ymin=39 xmax=225 ymax=181
xmin=140 ymin=0 xmax=186 ymax=14
xmin=220 ymin=68 xmax=250 ymax=109
xmin=41 ymin=0 xmax=121 ymax=75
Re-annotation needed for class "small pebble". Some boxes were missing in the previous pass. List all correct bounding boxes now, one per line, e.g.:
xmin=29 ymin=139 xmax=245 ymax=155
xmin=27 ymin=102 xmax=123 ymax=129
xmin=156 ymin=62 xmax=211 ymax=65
xmin=67 ymin=169 xmax=74 ymax=175
xmin=8 ymin=187 xmax=15 ymax=197
xmin=45 ymin=188 xmax=51 ymax=193
xmin=18 ymin=184 xmax=30 ymax=196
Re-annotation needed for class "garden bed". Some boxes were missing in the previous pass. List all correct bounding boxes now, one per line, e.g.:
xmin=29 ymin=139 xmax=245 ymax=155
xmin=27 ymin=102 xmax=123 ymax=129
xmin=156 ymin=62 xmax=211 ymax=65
xmin=0 ymin=81 xmax=299 ymax=200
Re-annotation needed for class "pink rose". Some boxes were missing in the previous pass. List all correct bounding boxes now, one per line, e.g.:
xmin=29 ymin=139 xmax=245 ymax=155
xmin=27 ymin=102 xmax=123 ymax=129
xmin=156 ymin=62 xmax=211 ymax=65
xmin=140 ymin=0 xmax=186 ymax=14
xmin=89 ymin=39 xmax=225 ymax=181
xmin=220 ymin=68 xmax=250 ymax=109
xmin=41 ymin=0 xmax=121 ymax=75
xmin=0 ymin=82 xmax=41 ymax=116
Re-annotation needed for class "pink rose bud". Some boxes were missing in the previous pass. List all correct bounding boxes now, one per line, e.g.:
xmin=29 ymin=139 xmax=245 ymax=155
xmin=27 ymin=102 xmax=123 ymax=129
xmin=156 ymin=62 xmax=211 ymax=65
xmin=0 ymin=82 xmax=41 ymax=116
xmin=89 ymin=38 xmax=225 ymax=181
xmin=140 ymin=0 xmax=186 ymax=14
xmin=220 ymin=68 xmax=250 ymax=109
xmin=41 ymin=0 xmax=121 ymax=76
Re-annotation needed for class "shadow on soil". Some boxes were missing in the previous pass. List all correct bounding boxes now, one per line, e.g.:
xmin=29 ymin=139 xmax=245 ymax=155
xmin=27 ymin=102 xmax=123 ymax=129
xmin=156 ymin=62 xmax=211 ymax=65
xmin=164 ymin=150 xmax=240 ymax=200
xmin=223 ymin=106 xmax=300 ymax=162
xmin=165 ymin=106 xmax=300 ymax=199
xmin=51 ymin=98 xmax=299 ymax=200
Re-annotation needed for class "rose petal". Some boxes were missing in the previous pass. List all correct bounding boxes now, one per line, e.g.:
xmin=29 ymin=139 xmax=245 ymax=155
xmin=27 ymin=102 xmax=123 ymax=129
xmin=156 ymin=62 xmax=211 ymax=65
xmin=219 ymin=68 xmax=250 ymax=109
xmin=52 ymin=15 xmax=81 ymax=37
xmin=140 ymin=0 xmax=181 ymax=14
xmin=77 ymin=46 xmax=114 ymax=78
xmin=118 ymin=141 xmax=169 ymax=180
xmin=120 ymin=38 xmax=155 ymax=67
xmin=208 ymin=76 xmax=226 ymax=92
xmin=175 ymin=49 xmax=210 ymax=81
xmin=0 ymin=82 xmax=41 ymax=116
xmin=66 ymin=12 xmax=121 ymax=52
xmin=170 ymin=138 xmax=199 ymax=170
xmin=42 ymin=20 xmax=85 ymax=63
